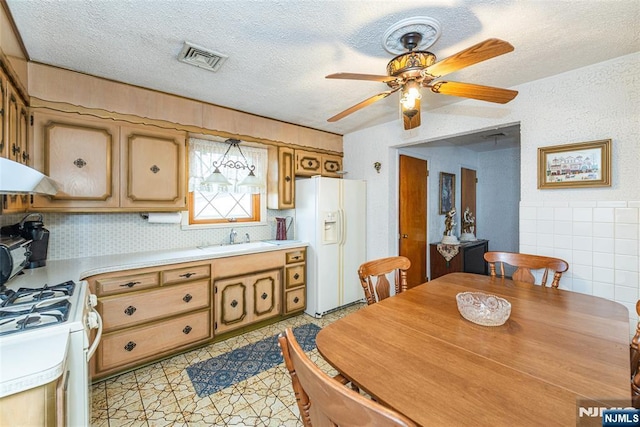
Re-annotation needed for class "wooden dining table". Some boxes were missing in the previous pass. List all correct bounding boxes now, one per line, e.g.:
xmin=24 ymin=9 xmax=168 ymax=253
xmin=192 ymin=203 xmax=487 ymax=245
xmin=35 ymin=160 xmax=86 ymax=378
xmin=315 ymin=272 xmax=631 ymax=426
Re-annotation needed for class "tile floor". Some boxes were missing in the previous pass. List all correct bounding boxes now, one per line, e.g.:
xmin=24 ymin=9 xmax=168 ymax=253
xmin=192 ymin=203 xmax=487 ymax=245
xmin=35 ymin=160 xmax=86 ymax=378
xmin=90 ymin=303 xmax=365 ymax=426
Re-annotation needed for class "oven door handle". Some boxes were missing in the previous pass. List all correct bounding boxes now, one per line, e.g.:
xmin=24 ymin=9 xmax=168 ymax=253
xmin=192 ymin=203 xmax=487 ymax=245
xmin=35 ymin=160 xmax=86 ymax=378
xmin=86 ymin=307 xmax=103 ymax=361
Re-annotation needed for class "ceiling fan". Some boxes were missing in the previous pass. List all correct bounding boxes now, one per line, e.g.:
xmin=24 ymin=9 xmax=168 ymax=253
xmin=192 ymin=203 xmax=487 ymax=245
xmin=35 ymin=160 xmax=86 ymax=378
xmin=326 ymin=33 xmax=518 ymax=130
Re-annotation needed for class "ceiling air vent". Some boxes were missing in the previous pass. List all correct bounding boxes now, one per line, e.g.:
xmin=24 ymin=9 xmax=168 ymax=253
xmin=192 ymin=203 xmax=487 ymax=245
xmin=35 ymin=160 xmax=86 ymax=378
xmin=178 ymin=42 xmax=228 ymax=72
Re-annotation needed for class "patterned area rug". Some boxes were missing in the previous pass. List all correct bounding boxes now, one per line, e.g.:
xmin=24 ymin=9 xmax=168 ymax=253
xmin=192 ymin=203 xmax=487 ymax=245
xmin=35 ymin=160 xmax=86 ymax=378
xmin=186 ymin=323 xmax=321 ymax=397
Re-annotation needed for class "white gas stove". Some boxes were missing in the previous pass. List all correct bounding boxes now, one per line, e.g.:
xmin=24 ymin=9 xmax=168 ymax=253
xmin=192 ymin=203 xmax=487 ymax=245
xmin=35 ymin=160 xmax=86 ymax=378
xmin=0 ymin=278 xmax=102 ymax=427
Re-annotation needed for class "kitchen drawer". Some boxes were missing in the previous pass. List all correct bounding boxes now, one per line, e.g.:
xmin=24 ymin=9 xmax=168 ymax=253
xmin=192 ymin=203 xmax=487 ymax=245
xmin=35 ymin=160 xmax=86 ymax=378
xmin=284 ymin=288 xmax=305 ymax=314
xmin=99 ymin=280 xmax=210 ymax=331
xmin=97 ymin=310 xmax=210 ymax=372
xmin=285 ymin=249 xmax=305 ymax=264
xmin=285 ymin=265 xmax=305 ymax=289
xmin=95 ymin=272 xmax=159 ymax=296
xmin=162 ymin=264 xmax=210 ymax=285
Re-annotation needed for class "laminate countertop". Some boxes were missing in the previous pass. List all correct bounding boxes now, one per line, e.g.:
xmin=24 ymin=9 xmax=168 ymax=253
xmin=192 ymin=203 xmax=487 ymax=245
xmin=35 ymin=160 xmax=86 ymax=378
xmin=9 ymin=240 xmax=308 ymax=288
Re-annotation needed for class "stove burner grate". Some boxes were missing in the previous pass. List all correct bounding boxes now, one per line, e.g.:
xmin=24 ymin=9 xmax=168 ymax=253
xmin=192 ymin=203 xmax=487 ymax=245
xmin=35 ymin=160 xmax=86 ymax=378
xmin=0 ymin=281 xmax=75 ymax=307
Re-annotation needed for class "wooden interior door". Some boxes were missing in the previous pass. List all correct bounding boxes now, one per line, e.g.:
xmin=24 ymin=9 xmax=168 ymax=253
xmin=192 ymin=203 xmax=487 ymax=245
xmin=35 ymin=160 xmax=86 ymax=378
xmin=399 ymin=155 xmax=427 ymax=287
xmin=461 ymin=167 xmax=477 ymax=234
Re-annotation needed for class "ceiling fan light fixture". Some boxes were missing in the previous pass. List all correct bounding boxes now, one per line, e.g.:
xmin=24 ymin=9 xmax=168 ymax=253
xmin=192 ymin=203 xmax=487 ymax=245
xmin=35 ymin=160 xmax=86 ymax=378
xmin=400 ymin=80 xmax=421 ymax=110
xmin=387 ymin=50 xmax=436 ymax=76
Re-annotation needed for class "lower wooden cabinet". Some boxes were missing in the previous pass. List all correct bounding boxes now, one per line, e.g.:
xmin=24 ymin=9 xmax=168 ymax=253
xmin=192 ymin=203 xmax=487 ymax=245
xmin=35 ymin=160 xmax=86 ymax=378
xmin=283 ymin=248 xmax=306 ymax=315
xmin=215 ymin=269 xmax=281 ymax=334
xmin=88 ymin=261 xmax=213 ymax=379
xmin=98 ymin=310 xmax=210 ymax=373
xmin=99 ymin=279 xmax=210 ymax=331
xmin=0 ymin=371 xmax=65 ymax=427
xmin=88 ymin=247 xmax=306 ymax=380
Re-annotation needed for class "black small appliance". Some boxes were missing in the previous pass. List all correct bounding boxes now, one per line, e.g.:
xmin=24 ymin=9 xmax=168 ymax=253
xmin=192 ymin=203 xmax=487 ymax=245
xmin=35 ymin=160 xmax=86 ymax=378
xmin=1 ymin=213 xmax=49 ymax=268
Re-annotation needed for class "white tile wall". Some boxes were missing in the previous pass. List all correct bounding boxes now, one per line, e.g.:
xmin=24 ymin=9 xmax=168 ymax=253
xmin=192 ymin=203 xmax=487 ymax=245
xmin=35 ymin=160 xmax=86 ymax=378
xmin=520 ymin=200 xmax=640 ymax=334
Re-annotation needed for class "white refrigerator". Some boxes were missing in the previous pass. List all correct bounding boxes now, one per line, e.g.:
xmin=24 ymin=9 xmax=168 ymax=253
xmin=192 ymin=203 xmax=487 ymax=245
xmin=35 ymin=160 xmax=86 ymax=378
xmin=295 ymin=176 xmax=366 ymax=318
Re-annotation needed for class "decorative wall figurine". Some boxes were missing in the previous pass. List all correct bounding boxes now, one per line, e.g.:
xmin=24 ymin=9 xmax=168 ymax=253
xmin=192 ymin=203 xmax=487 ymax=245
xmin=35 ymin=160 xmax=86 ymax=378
xmin=441 ymin=207 xmax=459 ymax=244
xmin=460 ymin=207 xmax=476 ymax=242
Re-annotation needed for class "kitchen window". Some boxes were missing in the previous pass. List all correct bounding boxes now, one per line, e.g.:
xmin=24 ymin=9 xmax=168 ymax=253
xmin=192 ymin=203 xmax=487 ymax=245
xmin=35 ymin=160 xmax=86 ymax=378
xmin=188 ymin=137 xmax=267 ymax=225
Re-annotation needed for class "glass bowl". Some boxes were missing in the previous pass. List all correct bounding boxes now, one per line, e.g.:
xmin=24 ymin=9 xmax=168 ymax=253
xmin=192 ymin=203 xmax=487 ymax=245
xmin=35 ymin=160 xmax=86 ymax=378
xmin=456 ymin=292 xmax=511 ymax=326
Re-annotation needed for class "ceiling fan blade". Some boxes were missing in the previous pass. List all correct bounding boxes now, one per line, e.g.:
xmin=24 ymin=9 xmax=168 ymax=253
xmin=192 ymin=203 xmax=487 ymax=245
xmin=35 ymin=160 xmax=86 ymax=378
xmin=425 ymin=39 xmax=514 ymax=78
xmin=326 ymin=73 xmax=397 ymax=83
xmin=328 ymin=89 xmax=399 ymax=122
xmin=430 ymin=81 xmax=518 ymax=104
xmin=402 ymin=98 xmax=421 ymax=130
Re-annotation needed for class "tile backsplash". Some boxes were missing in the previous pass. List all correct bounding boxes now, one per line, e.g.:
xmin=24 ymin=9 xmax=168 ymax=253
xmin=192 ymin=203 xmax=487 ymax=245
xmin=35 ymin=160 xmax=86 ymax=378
xmin=0 ymin=209 xmax=295 ymax=260
xmin=520 ymin=200 xmax=640 ymax=334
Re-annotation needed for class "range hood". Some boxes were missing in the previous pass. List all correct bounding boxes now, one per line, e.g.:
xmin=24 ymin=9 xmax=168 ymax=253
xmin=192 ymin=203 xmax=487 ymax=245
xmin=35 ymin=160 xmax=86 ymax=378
xmin=0 ymin=157 xmax=59 ymax=196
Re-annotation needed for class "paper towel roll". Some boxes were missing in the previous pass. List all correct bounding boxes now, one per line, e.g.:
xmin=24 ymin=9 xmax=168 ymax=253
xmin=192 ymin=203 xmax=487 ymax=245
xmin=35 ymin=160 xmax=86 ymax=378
xmin=146 ymin=212 xmax=182 ymax=224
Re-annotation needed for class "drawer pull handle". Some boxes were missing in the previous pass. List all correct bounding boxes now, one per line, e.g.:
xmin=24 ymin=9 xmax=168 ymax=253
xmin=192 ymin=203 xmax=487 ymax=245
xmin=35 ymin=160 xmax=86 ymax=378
xmin=261 ymin=292 xmax=268 ymax=300
xmin=291 ymin=256 xmax=300 ymax=260
xmin=124 ymin=341 xmax=136 ymax=352
xmin=183 ymin=294 xmax=193 ymax=303
xmin=293 ymin=297 xmax=300 ymax=304
xmin=183 ymin=325 xmax=192 ymax=334
xmin=124 ymin=306 xmax=137 ymax=316
xmin=120 ymin=281 xmax=141 ymax=288
xmin=293 ymin=273 xmax=300 ymax=280
xmin=230 ymin=299 xmax=238 ymax=308
xmin=179 ymin=272 xmax=196 ymax=279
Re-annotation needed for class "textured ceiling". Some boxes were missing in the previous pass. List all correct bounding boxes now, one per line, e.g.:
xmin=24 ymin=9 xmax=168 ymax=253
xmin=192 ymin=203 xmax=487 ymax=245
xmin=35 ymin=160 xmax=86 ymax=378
xmin=5 ymin=0 xmax=640 ymax=136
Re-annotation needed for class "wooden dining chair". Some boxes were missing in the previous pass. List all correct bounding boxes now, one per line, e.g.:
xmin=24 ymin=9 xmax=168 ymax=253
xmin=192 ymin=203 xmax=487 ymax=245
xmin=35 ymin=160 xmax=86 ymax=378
xmin=484 ymin=251 xmax=569 ymax=288
xmin=358 ymin=256 xmax=411 ymax=305
xmin=630 ymin=300 xmax=640 ymax=407
xmin=278 ymin=328 xmax=416 ymax=427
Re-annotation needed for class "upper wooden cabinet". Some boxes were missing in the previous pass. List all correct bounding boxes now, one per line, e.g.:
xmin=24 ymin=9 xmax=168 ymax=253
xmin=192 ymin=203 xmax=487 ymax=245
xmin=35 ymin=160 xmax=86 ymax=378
xmin=31 ymin=111 xmax=120 ymax=209
xmin=267 ymin=146 xmax=295 ymax=209
xmin=31 ymin=110 xmax=186 ymax=211
xmin=119 ymin=125 xmax=185 ymax=209
xmin=294 ymin=149 xmax=342 ymax=178
xmin=0 ymin=66 xmax=29 ymax=214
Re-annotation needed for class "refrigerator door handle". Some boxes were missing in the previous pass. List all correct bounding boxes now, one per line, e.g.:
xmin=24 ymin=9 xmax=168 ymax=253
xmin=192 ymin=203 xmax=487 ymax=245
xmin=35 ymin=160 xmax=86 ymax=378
xmin=339 ymin=208 xmax=347 ymax=246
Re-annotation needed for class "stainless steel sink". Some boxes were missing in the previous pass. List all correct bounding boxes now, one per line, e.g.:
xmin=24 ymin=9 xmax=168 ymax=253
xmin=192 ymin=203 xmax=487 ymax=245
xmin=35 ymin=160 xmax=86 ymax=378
xmin=197 ymin=241 xmax=276 ymax=253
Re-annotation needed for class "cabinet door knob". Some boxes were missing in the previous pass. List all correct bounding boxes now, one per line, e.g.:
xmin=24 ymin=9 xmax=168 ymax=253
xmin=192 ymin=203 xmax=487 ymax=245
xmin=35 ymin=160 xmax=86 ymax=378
xmin=183 ymin=294 xmax=192 ymax=303
xmin=230 ymin=299 xmax=238 ymax=308
xmin=124 ymin=306 xmax=137 ymax=316
xmin=120 ymin=281 xmax=141 ymax=288
xmin=293 ymin=297 xmax=300 ymax=304
xmin=285 ymin=175 xmax=291 ymax=182
xmin=183 ymin=325 xmax=192 ymax=334
xmin=179 ymin=272 xmax=195 ymax=279
xmin=124 ymin=341 xmax=137 ymax=352
xmin=293 ymin=273 xmax=300 ymax=280
xmin=261 ymin=292 xmax=268 ymax=300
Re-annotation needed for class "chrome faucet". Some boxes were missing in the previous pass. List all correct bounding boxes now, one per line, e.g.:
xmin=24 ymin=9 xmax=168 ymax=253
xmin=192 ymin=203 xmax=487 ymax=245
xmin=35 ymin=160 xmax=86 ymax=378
xmin=229 ymin=228 xmax=237 ymax=245
xmin=245 ymin=233 xmax=250 ymax=243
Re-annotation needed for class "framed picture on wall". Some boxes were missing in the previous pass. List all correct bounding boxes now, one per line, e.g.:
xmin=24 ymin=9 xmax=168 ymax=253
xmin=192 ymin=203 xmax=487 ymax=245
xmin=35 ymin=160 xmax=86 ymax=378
xmin=538 ymin=139 xmax=611 ymax=189
xmin=439 ymin=172 xmax=455 ymax=214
